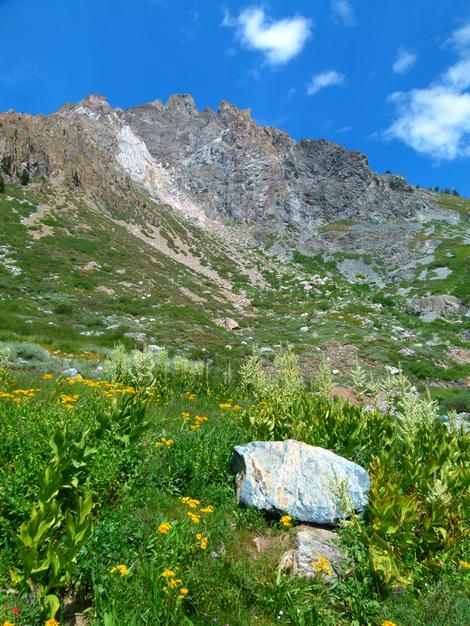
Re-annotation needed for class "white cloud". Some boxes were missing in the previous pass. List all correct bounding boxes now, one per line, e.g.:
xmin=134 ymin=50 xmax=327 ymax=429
xmin=223 ymin=7 xmax=312 ymax=66
xmin=447 ymin=22 xmax=470 ymax=49
xmin=386 ymin=22 xmax=470 ymax=160
xmin=393 ymin=48 xmax=417 ymax=74
xmin=331 ymin=0 xmax=356 ymax=27
xmin=307 ymin=70 xmax=345 ymax=95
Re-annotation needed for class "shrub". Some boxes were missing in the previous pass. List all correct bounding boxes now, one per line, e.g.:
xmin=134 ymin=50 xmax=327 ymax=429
xmin=20 ymin=168 xmax=30 ymax=186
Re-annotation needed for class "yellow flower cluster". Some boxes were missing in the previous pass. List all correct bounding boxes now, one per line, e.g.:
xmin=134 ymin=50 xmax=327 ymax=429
xmin=180 ymin=497 xmax=214 ymax=517
xmin=199 ymin=505 xmax=214 ymax=514
xmin=42 ymin=372 xmax=54 ymax=380
xmin=178 ymin=496 xmax=215 ymax=526
xmin=183 ymin=413 xmax=209 ymax=431
xmin=45 ymin=620 xmax=60 ymax=626
xmin=0 ymin=388 xmax=39 ymax=404
xmin=155 ymin=437 xmax=173 ymax=448
xmin=460 ymin=560 xmax=470 ymax=569
xmin=161 ymin=568 xmax=189 ymax=600
xmin=279 ymin=515 xmax=293 ymax=528
xmin=218 ymin=399 xmax=241 ymax=411
xmin=110 ymin=563 xmax=129 ymax=577
xmin=180 ymin=496 xmax=200 ymax=508
xmin=64 ymin=375 xmax=138 ymax=398
xmin=381 ymin=621 xmax=397 ymax=626
xmin=60 ymin=393 xmax=79 ymax=410
xmin=187 ymin=511 xmax=201 ymax=524
xmin=196 ymin=533 xmax=208 ymax=549
xmin=311 ymin=555 xmax=333 ymax=576
xmin=158 ymin=521 xmax=172 ymax=534
xmin=3 ymin=621 xmax=16 ymax=626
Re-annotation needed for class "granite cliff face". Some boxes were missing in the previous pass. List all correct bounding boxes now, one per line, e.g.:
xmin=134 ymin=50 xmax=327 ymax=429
xmin=125 ymin=95 xmax=429 ymax=249
xmin=0 ymin=93 xmax=437 ymax=261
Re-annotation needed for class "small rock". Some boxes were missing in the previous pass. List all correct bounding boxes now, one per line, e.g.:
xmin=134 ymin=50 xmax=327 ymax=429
xmin=399 ymin=347 xmax=416 ymax=357
xmin=279 ymin=525 xmax=345 ymax=580
xmin=62 ymin=368 xmax=79 ymax=379
xmin=148 ymin=344 xmax=164 ymax=353
xmin=124 ymin=332 xmax=147 ymax=342
xmin=224 ymin=318 xmax=240 ymax=331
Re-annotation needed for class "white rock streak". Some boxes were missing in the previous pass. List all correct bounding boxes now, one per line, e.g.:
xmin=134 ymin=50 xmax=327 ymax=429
xmin=115 ymin=124 xmax=208 ymax=225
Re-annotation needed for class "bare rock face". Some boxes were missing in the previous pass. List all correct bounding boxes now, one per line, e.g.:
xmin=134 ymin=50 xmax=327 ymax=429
xmin=0 ymin=93 xmax=435 ymax=262
xmin=125 ymin=94 xmax=430 ymax=251
xmin=232 ymin=440 xmax=370 ymax=525
xmin=408 ymin=295 xmax=463 ymax=319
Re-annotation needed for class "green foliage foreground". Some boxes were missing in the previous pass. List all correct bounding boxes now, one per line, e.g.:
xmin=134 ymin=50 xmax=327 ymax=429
xmin=0 ymin=349 xmax=469 ymax=625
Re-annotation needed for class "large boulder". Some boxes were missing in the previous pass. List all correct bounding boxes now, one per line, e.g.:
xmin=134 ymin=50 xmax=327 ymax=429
xmin=232 ymin=440 xmax=370 ymax=525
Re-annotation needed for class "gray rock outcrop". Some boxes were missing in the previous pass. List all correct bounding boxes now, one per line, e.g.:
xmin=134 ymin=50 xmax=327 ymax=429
xmin=279 ymin=525 xmax=345 ymax=580
xmin=408 ymin=295 xmax=463 ymax=319
xmin=125 ymin=95 xmax=429 ymax=251
xmin=232 ymin=440 xmax=370 ymax=525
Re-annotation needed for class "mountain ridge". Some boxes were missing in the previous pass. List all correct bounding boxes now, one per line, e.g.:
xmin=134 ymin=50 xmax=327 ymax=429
xmin=0 ymin=93 xmax=436 ymax=248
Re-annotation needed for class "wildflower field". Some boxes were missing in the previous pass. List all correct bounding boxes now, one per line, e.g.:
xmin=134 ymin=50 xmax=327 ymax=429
xmin=0 ymin=347 xmax=469 ymax=625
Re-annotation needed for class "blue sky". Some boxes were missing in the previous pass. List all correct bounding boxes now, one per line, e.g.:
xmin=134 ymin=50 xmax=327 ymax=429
xmin=1 ymin=0 xmax=470 ymax=195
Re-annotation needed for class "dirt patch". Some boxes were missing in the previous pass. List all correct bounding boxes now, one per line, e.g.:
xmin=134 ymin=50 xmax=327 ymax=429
xmin=449 ymin=347 xmax=470 ymax=364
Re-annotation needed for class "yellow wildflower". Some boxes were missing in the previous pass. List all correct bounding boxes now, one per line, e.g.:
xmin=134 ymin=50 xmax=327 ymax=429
xmin=42 ymin=373 xmax=53 ymax=380
xmin=155 ymin=437 xmax=173 ymax=448
xmin=188 ymin=393 xmax=197 ymax=401
xmin=45 ymin=620 xmax=60 ymax=626
xmin=3 ymin=621 xmax=16 ymax=626
xmin=460 ymin=560 xmax=470 ymax=569
xmin=169 ymin=577 xmax=182 ymax=589
xmin=181 ymin=411 xmax=190 ymax=419
xmin=219 ymin=402 xmax=232 ymax=409
xmin=200 ymin=505 xmax=214 ymax=514
xmin=194 ymin=415 xmax=208 ymax=424
xmin=381 ymin=622 xmax=397 ymax=626
xmin=187 ymin=511 xmax=200 ymax=524
xmin=65 ymin=377 xmax=75 ymax=385
xmin=158 ymin=522 xmax=172 ymax=534
xmin=180 ymin=496 xmax=190 ymax=504
xmin=196 ymin=533 xmax=208 ymax=549
xmin=311 ymin=556 xmax=333 ymax=576
xmin=187 ymin=498 xmax=200 ymax=508
xmin=190 ymin=424 xmax=201 ymax=430
xmin=178 ymin=587 xmax=189 ymax=600
xmin=161 ymin=568 xmax=176 ymax=578
xmin=280 ymin=515 xmax=293 ymax=528
xmin=110 ymin=564 xmax=128 ymax=577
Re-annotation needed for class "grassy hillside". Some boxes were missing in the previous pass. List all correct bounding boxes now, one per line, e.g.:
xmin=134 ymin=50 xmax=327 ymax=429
xmin=1 ymin=183 xmax=470 ymax=412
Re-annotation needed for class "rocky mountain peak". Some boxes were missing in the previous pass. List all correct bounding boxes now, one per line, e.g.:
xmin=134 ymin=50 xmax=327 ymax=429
xmin=217 ymin=100 xmax=253 ymax=125
xmin=59 ymin=94 xmax=114 ymax=119
xmin=0 ymin=92 xmax=439 ymax=264
xmin=165 ymin=93 xmax=198 ymax=117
